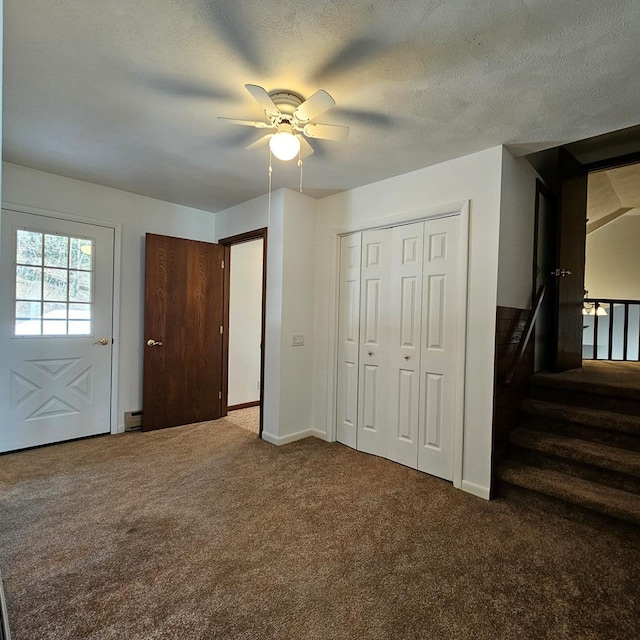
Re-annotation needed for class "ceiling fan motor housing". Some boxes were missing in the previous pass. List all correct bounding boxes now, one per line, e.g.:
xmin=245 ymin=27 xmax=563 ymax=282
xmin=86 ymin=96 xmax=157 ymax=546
xmin=268 ymin=89 xmax=304 ymax=115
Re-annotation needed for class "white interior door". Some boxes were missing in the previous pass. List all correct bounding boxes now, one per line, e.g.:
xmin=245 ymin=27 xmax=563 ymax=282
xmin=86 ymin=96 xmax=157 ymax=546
xmin=418 ymin=215 xmax=460 ymax=480
xmin=336 ymin=233 xmax=361 ymax=448
xmin=0 ymin=210 xmax=115 ymax=452
xmin=357 ymin=228 xmax=391 ymax=458
xmin=387 ymin=222 xmax=424 ymax=468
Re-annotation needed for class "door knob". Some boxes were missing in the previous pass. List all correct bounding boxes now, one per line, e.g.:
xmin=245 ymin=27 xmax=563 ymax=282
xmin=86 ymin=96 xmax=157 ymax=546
xmin=403 ymin=355 xmax=410 ymax=360
xmin=368 ymin=350 xmax=374 ymax=356
xmin=147 ymin=339 xmax=163 ymax=347
xmin=94 ymin=337 xmax=109 ymax=345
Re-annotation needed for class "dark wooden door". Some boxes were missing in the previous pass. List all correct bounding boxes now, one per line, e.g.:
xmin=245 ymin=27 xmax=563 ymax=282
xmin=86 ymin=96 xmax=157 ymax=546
xmin=554 ymin=149 xmax=588 ymax=371
xmin=533 ymin=179 xmax=557 ymax=372
xmin=143 ymin=234 xmax=224 ymax=431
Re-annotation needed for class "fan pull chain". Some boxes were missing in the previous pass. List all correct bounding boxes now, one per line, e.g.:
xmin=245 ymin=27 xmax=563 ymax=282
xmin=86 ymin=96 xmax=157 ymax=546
xmin=298 ymin=150 xmax=303 ymax=194
xmin=267 ymin=150 xmax=273 ymax=227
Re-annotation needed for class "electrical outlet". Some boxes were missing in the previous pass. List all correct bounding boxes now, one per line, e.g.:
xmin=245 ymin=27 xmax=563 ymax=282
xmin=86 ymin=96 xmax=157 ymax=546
xmin=291 ymin=333 xmax=305 ymax=346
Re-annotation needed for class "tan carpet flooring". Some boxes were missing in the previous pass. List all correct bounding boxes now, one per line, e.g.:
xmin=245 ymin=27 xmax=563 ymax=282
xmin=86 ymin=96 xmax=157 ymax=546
xmin=1 ymin=418 xmax=639 ymax=639
xmin=226 ymin=407 xmax=260 ymax=434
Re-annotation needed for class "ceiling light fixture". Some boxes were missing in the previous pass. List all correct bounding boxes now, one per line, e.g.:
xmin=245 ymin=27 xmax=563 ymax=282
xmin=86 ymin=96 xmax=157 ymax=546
xmin=269 ymin=124 xmax=300 ymax=161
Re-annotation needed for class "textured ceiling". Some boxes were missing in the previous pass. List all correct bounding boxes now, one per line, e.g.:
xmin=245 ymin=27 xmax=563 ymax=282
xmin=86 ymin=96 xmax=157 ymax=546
xmin=4 ymin=0 xmax=640 ymax=213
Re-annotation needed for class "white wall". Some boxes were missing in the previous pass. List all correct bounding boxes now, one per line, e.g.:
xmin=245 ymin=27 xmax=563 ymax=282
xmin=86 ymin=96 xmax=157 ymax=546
xmin=497 ymin=148 xmax=539 ymax=309
xmin=585 ymin=215 xmax=640 ymax=300
xmin=214 ymin=188 xmax=318 ymax=444
xmin=279 ymin=189 xmax=317 ymax=440
xmin=1 ymin=162 xmax=216 ymax=430
xmin=313 ymin=146 xmax=504 ymax=498
xmin=228 ymin=239 xmax=263 ymax=407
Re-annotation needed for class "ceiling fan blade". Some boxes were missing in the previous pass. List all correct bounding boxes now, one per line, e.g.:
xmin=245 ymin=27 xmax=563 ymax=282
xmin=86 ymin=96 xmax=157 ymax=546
xmin=332 ymin=107 xmax=393 ymax=128
xmin=245 ymin=134 xmax=273 ymax=151
xmin=218 ymin=117 xmax=273 ymax=129
xmin=294 ymin=90 xmax=336 ymax=123
xmin=141 ymin=72 xmax=234 ymax=101
xmin=313 ymin=36 xmax=384 ymax=81
xmin=299 ymin=137 xmax=315 ymax=158
xmin=245 ymin=84 xmax=280 ymax=117
xmin=303 ymin=123 xmax=350 ymax=141
xmin=202 ymin=4 xmax=267 ymax=74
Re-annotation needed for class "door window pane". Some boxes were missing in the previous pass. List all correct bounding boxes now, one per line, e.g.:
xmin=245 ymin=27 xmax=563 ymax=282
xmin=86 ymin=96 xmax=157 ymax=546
xmin=69 ymin=270 xmax=91 ymax=302
xmin=16 ymin=230 xmax=43 ymax=265
xmin=44 ymin=302 xmax=68 ymax=319
xmin=43 ymin=320 xmax=68 ymax=335
xmin=68 ymin=321 xmax=92 ymax=335
xmin=16 ymin=301 xmax=42 ymax=320
xmin=44 ymin=234 xmax=69 ymax=268
xmin=70 ymin=238 xmax=93 ymax=270
xmin=16 ymin=266 xmax=42 ymax=300
xmin=14 ymin=228 xmax=95 ymax=337
xmin=15 ymin=301 xmax=43 ymax=336
xmin=69 ymin=303 xmax=91 ymax=334
xmin=44 ymin=268 xmax=68 ymax=301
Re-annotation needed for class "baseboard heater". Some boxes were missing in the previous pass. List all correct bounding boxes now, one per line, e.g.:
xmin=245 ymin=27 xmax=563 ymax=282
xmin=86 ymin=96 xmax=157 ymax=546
xmin=0 ymin=570 xmax=11 ymax=640
xmin=124 ymin=410 xmax=143 ymax=431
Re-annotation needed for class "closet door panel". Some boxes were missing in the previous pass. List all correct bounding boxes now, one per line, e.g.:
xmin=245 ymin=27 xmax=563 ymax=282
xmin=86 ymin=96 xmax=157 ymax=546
xmin=387 ymin=222 xmax=424 ymax=468
xmin=336 ymin=233 xmax=362 ymax=448
xmin=357 ymin=228 xmax=391 ymax=458
xmin=418 ymin=216 xmax=460 ymax=480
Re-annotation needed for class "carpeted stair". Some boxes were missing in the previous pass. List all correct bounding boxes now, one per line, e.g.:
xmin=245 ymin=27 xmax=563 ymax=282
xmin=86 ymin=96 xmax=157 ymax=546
xmin=498 ymin=371 xmax=640 ymax=525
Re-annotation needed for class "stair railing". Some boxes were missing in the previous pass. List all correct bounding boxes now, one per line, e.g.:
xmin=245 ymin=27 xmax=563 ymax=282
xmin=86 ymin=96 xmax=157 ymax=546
xmin=584 ymin=298 xmax=640 ymax=361
xmin=505 ymin=284 xmax=546 ymax=386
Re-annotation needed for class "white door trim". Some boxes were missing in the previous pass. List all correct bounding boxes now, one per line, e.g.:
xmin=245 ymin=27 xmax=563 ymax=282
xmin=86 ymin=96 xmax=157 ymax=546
xmin=2 ymin=200 xmax=122 ymax=436
xmin=326 ymin=200 xmax=470 ymax=490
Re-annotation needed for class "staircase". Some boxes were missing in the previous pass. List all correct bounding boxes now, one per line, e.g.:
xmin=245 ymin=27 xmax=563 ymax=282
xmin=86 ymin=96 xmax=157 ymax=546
xmin=498 ymin=369 xmax=640 ymax=525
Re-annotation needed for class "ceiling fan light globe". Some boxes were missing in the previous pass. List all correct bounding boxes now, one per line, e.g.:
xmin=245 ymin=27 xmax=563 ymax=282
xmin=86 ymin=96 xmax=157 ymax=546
xmin=269 ymin=131 xmax=300 ymax=161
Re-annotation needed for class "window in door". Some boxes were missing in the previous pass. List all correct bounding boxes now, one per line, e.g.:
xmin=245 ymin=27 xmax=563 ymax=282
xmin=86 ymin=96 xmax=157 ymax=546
xmin=14 ymin=229 xmax=94 ymax=336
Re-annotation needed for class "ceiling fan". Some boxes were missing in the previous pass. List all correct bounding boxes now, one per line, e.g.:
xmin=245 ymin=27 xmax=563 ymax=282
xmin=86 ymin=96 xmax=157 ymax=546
xmin=219 ymin=84 xmax=350 ymax=161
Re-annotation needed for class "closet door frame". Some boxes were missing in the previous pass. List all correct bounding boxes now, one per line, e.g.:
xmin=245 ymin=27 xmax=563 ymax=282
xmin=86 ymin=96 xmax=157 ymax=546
xmin=327 ymin=200 xmax=469 ymax=490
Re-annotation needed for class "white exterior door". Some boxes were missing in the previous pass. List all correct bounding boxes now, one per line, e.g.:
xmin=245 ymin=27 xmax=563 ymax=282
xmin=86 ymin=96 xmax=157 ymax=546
xmin=0 ymin=210 xmax=115 ymax=452
xmin=357 ymin=228 xmax=391 ymax=458
xmin=336 ymin=233 xmax=361 ymax=448
xmin=387 ymin=222 xmax=424 ymax=468
xmin=418 ymin=215 xmax=460 ymax=480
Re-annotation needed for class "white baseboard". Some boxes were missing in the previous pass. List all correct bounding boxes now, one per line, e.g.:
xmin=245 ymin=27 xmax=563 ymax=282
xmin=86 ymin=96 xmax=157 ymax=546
xmin=461 ymin=480 xmax=491 ymax=500
xmin=261 ymin=428 xmax=326 ymax=446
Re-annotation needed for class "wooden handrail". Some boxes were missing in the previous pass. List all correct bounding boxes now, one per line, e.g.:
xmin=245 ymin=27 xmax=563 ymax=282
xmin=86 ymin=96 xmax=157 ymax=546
xmin=504 ymin=284 xmax=546 ymax=385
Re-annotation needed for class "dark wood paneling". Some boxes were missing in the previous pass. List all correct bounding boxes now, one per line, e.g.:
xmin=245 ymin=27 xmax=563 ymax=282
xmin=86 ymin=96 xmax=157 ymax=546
xmin=532 ymin=180 xmax=557 ymax=373
xmin=492 ymin=306 xmax=535 ymax=495
xmin=143 ymin=234 xmax=224 ymax=431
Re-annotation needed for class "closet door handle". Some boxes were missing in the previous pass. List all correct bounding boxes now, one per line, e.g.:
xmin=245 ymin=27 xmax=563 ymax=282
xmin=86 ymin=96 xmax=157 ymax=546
xmin=403 ymin=355 xmax=410 ymax=360
xmin=368 ymin=350 xmax=374 ymax=356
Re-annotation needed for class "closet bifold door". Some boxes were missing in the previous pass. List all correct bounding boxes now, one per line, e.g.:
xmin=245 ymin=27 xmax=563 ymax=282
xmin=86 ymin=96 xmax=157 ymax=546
xmin=336 ymin=233 xmax=362 ymax=448
xmin=386 ymin=222 xmax=424 ymax=468
xmin=357 ymin=228 xmax=392 ymax=458
xmin=418 ymin=215 xmax=460 ymax=480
